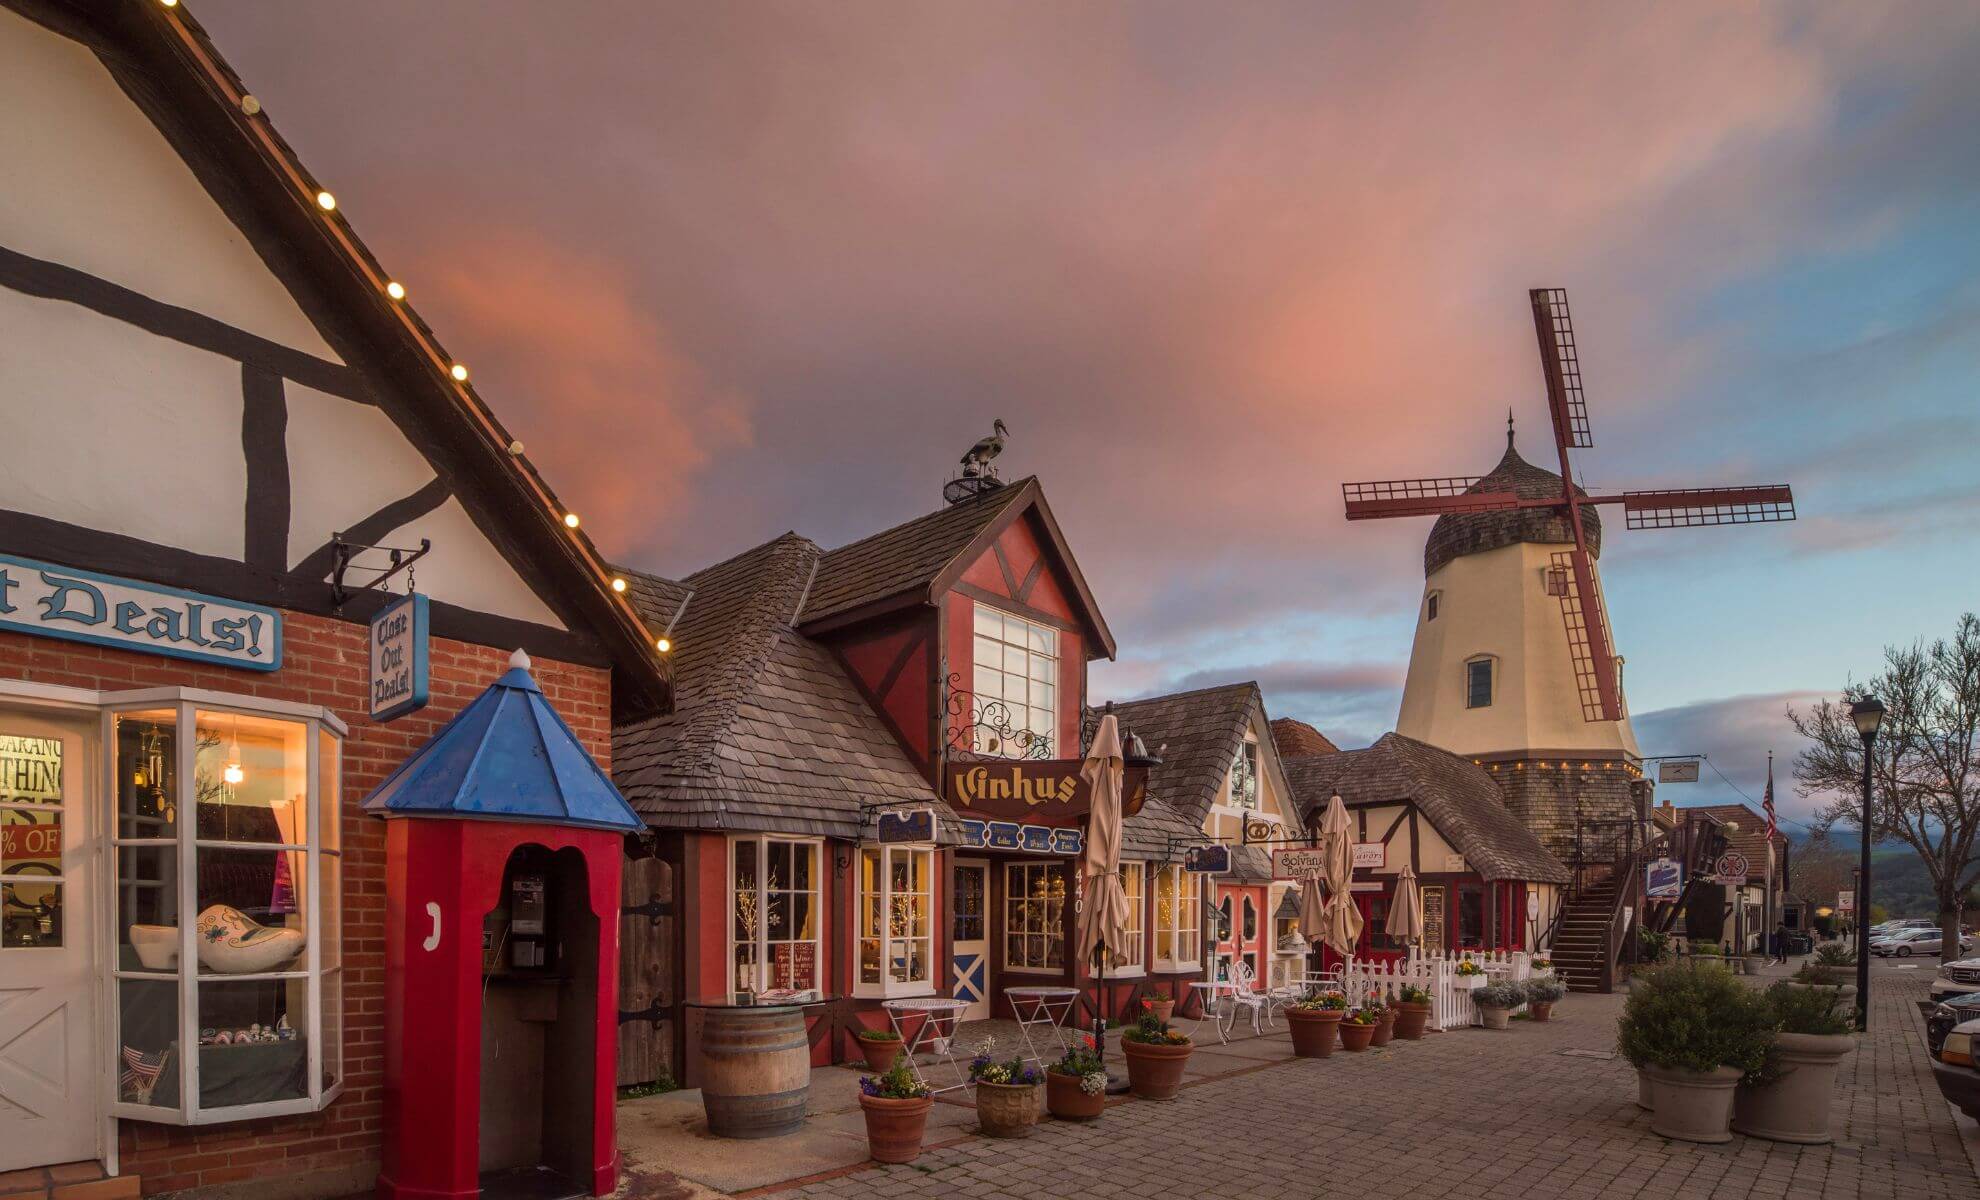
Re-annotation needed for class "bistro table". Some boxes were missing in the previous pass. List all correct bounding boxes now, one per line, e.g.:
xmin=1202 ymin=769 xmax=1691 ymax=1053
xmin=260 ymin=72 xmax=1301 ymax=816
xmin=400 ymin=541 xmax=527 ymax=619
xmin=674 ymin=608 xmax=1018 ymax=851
xmin=1186 ymin=980 xmax=1239 ymax=1045
xmin=1004 ymin=985 xmax=1081 ymax=1072
xmin=882 ymin=997 xmax=972 ymax=1096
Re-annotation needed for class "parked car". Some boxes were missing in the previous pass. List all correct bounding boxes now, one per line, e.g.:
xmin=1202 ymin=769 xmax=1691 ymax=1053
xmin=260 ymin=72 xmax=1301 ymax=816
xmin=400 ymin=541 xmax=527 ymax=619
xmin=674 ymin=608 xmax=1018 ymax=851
xmin=1932 ymin=1011 xmax=1980 ymax=1121
xmin=1931 ymin=957 xmax=1980 ymax=1002
xmin=1875 ymin=928 xmax=1974 ymax=957
xmin=1927 ymin=992 xmax=1980 ymax=1057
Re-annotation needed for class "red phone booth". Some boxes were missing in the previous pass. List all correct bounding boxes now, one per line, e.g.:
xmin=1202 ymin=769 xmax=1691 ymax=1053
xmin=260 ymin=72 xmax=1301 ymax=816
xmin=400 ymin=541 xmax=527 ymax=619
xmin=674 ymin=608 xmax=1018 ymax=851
xmin=364 ymin=651 xmax=643 ymax=1200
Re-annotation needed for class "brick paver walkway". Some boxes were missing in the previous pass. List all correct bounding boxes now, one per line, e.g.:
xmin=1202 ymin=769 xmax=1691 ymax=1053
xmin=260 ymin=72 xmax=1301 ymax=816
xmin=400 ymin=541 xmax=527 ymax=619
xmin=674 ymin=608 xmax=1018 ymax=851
xmin=755 ymin=962 xmax=1979 ymax=1200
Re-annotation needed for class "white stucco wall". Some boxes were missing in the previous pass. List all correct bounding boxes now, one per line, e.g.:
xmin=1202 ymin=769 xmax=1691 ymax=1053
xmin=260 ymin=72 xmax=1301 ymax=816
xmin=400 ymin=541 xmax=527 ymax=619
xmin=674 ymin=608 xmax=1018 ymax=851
xmin=1396 ymin=541 xmax=1640 ymax=759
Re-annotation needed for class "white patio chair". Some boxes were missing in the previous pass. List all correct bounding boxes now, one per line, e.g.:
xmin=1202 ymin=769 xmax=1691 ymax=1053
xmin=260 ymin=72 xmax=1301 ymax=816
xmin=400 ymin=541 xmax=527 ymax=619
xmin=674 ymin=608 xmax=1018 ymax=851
xmin=1226 ymin=960 xmax=1269 ymax=1035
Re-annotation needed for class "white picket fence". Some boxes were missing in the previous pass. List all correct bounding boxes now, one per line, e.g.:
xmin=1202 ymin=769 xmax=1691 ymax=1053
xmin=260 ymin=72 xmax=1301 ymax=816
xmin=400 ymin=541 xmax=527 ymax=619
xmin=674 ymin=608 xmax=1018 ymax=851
xmin=1334 ymin=949 xmax=1537 ymax=1031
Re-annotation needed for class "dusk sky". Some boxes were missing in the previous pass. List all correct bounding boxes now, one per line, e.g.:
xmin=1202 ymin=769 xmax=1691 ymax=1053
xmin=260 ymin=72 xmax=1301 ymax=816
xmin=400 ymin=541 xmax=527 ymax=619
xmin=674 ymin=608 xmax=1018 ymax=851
xmin=198 ymin=2 xmax=1980 ymax=824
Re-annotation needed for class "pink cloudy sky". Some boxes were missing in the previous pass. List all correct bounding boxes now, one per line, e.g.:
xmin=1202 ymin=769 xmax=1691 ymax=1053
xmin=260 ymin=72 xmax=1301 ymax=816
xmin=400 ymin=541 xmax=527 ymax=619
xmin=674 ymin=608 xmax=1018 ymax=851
xmin=198 ymin=1 xmax=1980 ymax=823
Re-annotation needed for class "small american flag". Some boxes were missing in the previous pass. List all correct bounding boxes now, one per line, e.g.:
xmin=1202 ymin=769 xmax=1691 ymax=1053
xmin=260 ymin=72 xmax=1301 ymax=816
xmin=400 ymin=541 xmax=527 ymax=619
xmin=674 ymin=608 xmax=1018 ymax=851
xmin=121 ymin=1044 xmax=170 ymax=1103
xmin=1762 ymin=752 xmax=1777 ymax=842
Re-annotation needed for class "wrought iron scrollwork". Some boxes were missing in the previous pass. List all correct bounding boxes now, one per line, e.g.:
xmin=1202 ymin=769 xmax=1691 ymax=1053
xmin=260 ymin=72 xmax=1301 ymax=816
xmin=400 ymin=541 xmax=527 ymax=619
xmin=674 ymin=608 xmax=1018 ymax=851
xmin=944 ymin=673 xmax=1053 ymax=760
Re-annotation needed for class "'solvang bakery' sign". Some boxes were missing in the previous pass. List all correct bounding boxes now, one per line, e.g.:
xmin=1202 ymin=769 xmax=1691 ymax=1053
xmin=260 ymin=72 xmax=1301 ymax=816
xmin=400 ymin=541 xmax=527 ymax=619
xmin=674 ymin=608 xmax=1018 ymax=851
xmin=0 ymin=555 xmax=280 ymax=671
xmin=943 ymin=758 xmax=1147 ymax=824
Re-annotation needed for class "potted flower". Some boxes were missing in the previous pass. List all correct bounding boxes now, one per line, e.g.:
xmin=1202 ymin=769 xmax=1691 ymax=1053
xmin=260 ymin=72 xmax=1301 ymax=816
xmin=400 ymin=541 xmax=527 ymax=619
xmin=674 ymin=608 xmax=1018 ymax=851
xmin=1616 ymin=961 xmax=1775 ymax=1144
xmin=1732 ymin=982 xmax=1855 ymax=1144
xmin=1453 ymin=960 xmax=1486 ymax=990
xmin=1393 ymin=984 xmax=1433 ymax=1040
xmin=1285 ymin=989 xmax=1347 ymax=1058
xmin=855 ymin=1026 xmax=905 ymax=1073
xmin=1120 ymin=1012 xmax=1193 ymax=1100
xmin=1337 ymin=1006 xmax=1380 ymax=1052
xmin=968 ymin=1051 xmax=1043 ymax=1139
xmin=1472 ymin=981 xmax=1524 ymax=1030
xmin=1045 ymin=1039 xmax=1108 ymax=1121
xmin=1140 ymin=991 xmax=1176 ymax=1025
xmin=1524 ymin=975 xmax=1566 ymax=1022
xmin=1366 ymin=997 xmax=1397 ymax=1047
xmin=858 ymin=1055 xmax=934 ymax=1163
xmin=1529 ymin=956 xmax=1554 ymax=974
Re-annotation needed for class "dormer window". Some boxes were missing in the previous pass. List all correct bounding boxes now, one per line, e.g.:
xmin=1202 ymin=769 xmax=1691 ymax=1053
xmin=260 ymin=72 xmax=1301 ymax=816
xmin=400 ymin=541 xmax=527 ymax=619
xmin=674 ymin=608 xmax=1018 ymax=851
xmin=1466 ymin=657 xmax=1495 ymax=708
xmin=1426 ymin=591 xmax=1440 ymax=621
xmin=1229 ymin=739 xmax=1260 ymax=810
xmin=971 ymin=606 xmax=1057 ymax=757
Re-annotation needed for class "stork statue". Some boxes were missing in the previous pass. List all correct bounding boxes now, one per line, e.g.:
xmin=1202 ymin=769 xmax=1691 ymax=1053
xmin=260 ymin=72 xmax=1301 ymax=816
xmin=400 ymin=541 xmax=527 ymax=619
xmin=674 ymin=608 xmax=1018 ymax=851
xmin=960 ymin=419 xmax=1009 ymax=476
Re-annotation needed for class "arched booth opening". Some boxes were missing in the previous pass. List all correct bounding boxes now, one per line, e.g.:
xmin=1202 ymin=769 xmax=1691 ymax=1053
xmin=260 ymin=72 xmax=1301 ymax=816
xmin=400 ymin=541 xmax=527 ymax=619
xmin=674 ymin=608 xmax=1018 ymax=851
xmin=363 ymin=651 xmax=642 ymax=1200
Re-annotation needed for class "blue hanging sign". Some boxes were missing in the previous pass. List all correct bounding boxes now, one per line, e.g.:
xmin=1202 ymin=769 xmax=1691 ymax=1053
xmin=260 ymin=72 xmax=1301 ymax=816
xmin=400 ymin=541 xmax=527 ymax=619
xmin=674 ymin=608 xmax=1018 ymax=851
xmin=962 ymin=818 xmax=1079 ymax=855
xmin=0 ymin=555 xmax=279 ymax=671
xmin=369 ymin=593 xmax=429 ymax=721
xmin=877 ymin=807 xmax=935 ymax=843
xmin=1185 ymin=845 xmax=1231 ymax=875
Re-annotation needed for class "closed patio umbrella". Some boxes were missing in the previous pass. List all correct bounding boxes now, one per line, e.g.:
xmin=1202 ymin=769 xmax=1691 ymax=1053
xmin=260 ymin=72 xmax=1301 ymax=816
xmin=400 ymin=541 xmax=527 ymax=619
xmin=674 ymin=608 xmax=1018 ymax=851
xmin=1075 ymin=714 xmax=1130 ymax=970
xmin=1319 ymin=793 xmax=1363 ymax=959
xmin=1387 ymin=864 xmax=1425 ymax=949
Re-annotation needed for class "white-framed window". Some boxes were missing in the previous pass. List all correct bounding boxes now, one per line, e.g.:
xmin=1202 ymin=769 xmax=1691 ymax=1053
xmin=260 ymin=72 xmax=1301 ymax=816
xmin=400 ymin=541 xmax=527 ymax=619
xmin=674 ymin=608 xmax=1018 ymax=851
xmin=1466 ymin=657 xmax=1494 ymax=709
xmin=1153 ymin=864 xmax=1201 ymax=972
xmin=972 ymin=606 xmax=1058 ymax=757
xmin=101 ymin=693 xmax=345 ymax=1126
xmin=858 ymin=845 xmax=933 ymax=996
xmin=1112 ymin=862 xmax=1145 ymax=974
xmin=730 ymin=837 xmax=820 ymax=1003
xmin=1228 ymin=739 xmax=1260 ymax=810
xmin=1004 ymin=861 xmax=1067 ymax=972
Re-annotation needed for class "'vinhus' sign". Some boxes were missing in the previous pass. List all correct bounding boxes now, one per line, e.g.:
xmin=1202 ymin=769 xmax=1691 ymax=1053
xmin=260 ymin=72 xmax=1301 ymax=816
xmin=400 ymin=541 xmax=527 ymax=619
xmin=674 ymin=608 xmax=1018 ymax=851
xmin=943 ymin=758 xmax=1148 ymax=824
xmin=0 ymin=555 xmax=280 ymax=671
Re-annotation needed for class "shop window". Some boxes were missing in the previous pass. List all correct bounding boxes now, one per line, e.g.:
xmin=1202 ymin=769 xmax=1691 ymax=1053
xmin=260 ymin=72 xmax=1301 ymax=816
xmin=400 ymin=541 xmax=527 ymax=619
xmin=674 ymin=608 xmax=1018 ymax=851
xmin=1457 ymin=887 xmax=1486 ymax=950
xmin=858 ymin=845 xmax=933 ymax=996
xmin=1465 ymin=657 xmax=1494 ymax=709
xmin=1112 ymin=862 xmax=1145 ymax=972
xmin=971 ymin=606 xmax=1058 ymax=757
xmin=1367 ymin=896 xmax=1402 ymax=952
xmin=731 ymin=837 xmax=820 ymax=1003
xmin=1227 ymin=740 xmax=1260 ymax=811
xmin=1153 ymin=865 xmax=1200 ymax=972
xmin=1241 ymin=895 xmax=1257 ymax=942
xmin=1 ymin=731 xmax=64 ymax=947
xmin=106 ymin=699 xmax=344 ymax=1125
xmin=1004 ymin=861 xmax=1067 ymax=972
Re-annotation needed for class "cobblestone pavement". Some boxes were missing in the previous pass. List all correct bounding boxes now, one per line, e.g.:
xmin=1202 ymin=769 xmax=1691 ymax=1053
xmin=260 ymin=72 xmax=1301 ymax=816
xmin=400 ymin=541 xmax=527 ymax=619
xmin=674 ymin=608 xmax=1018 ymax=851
xmin=753 ymin=961 xmax=1980 ymax=1200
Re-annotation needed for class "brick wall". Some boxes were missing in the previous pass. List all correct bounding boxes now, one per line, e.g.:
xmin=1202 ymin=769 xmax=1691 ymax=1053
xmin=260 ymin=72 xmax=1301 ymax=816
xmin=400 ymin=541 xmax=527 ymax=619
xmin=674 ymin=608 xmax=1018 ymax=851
xmin=1490 ymin=760 xmax=1640 ymax=869
xmin=0 ymin=611 xmax=611 ymax=1198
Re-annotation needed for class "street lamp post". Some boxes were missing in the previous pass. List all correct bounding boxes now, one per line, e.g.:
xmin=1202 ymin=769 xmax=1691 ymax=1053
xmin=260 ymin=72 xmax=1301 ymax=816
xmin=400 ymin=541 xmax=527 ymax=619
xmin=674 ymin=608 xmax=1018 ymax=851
xmin=1850 ymin=697 xmax=1885 ymax=1031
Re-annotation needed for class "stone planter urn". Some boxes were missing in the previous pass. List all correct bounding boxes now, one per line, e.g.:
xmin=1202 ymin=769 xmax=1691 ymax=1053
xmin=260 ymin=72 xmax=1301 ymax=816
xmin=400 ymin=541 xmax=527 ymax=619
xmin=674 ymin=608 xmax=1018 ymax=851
xmin=856 ymin=1032 xmax=904 ymax=1073
xmin=1731 ymin=1032 xmax=1856 ymax=1144
xmin=1477 ymin=1005 xmax=1512 ymax=1031
xmin=1393 ymin=1002 xmax=1431 ymax=1040
xmin=1045 ymin=1069 xmax=1106 ymax=1120
xmin=975 ymin=1080 xmax=1041 ymax=1139
xmin=1784 ymin=981 xmax=1857 ymax=1003
xmin=1637 ymin=1069 xmax=1653 ymax=1111
xmin=858 ymin=1093 xmax=934 ymax=1163
xmin=1122 ymin=1038 xmax=1192 ymax=1100
xmin=1286 ymin=1009 xmax=1341 ymax=1058
xmin=1645 ymin=1064 xmax=1743 ymax=1144
xmin=1338 ymin=1019 xmax=1378 ymax=1052
xmin=1744 ymin=955 xmax=1767 ymax=976
xmin=1370 ymin=1009 xmax=1397 ymax=1047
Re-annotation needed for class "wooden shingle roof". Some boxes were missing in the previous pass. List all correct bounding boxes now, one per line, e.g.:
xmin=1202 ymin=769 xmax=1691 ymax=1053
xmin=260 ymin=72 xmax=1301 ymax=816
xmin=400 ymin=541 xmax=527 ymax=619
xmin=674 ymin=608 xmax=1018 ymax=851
xmin=1424 ymin=442 xmax=1601 ymax=576
xmin=803 ymin=480 xmax=1035 ymax=629
xmin=1270 ymin=717 xmax=1340 ymax=758
xmin=1282 ymin=733 xmax=1570 ymax=884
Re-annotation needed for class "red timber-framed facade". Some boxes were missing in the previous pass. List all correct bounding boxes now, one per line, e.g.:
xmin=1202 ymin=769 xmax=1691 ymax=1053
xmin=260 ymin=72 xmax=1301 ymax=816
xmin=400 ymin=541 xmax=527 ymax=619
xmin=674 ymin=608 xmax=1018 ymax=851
xmin=612 ymin=476 xmax=1240 ymax=1078
xmin=0 ymin=3 xmax=668 ymax=1196
xmin=1278 ymin=732 xmax=1572 ymax=967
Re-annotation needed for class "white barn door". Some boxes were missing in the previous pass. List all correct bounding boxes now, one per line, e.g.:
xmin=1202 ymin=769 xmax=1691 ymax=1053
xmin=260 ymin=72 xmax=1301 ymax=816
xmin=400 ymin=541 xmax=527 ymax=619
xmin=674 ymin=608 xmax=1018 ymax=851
xmin=0 ymin=712 xmax=97 ymax=1171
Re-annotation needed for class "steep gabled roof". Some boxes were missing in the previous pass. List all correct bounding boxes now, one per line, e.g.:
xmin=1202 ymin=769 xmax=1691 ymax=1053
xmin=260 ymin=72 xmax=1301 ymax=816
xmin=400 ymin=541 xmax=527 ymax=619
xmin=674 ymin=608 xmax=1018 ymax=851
xmin=1670 ymin=803 xmax=1787 ymax=882
xmin=1270 ymin=717 xmax=1340 ymax=758
xmin=801 ymin=478 xmax=1115 ymax=658
xmin=612 ymin=539 xmax=952 ymax=838
xmin=1282 ymin=732 xmax=1569 ymax=884
xmin=19 ymin=0 xmax=669 ymax=715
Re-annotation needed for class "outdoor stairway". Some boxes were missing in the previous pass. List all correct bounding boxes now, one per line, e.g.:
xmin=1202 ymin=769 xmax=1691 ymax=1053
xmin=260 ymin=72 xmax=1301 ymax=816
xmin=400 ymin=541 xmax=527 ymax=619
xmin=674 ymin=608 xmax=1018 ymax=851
xmin=1550 ymin=878 xmax=1621 ymax=993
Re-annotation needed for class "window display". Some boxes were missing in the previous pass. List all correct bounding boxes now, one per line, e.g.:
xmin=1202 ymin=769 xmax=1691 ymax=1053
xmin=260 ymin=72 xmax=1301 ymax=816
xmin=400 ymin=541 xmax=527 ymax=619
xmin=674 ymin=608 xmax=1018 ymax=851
xmin=858 ymin=845 xmax=933 ymax=994
xmin=1004 ymin=861 xmax=1066 ymax=971
xmin=731 ymin=837 xmax=819 ymax=1002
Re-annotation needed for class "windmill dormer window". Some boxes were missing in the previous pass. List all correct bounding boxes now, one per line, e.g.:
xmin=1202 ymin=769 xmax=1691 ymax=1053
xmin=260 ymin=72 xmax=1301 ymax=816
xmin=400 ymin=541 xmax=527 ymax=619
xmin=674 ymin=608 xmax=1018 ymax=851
xmin=1425 ymin=592 xmax=1440 ymax=621
xmin=1466 ymin=657 xmax=1495 ymax=708
xmin=1543 ymin=566 xmax=1570 ymax=597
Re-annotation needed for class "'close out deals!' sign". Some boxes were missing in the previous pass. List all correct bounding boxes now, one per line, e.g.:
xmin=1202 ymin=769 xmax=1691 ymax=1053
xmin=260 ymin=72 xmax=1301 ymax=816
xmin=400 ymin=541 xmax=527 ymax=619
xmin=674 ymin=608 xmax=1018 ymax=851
xmin=369 ymin=593 xmax=430 ymax=722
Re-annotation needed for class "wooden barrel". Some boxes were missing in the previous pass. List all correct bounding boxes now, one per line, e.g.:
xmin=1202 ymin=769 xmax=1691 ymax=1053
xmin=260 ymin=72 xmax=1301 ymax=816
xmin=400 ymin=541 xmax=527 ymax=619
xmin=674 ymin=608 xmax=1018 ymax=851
xmin=698 ymin=1006 xmax=810 ymax=1139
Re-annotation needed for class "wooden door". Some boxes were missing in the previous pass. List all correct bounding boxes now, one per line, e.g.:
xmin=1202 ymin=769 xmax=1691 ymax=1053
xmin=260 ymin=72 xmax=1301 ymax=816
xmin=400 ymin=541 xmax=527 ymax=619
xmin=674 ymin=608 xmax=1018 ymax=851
xmin=0 ymin=711 xmax=97 ymax=1170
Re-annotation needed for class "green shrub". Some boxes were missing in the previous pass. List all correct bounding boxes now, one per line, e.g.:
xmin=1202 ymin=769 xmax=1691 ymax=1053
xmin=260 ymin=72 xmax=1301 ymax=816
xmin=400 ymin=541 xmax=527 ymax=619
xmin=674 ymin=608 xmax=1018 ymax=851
xmin=1474 ymin=982 xmax=1526 ymax=1010
xmin=855 ymin=1027 xmax=902 ymax=1043
xmin=1638 ymin=929 xmax=1670 ymax=963
xmin=1763 ymin=981 xmax=1853 ymax=1036
xmin=1793 ymin=964 xmax=1853 ymax=988
xmin=1813 ymin=943 xmax=1857 ymax=967
xmin=1524 ymin=975 xmax=1567 ymax=1004
xmin=1690 ymin=940 xmax=1723 ymax=957
xmin=1615 ymin=962 xmax=1776 ymax=1081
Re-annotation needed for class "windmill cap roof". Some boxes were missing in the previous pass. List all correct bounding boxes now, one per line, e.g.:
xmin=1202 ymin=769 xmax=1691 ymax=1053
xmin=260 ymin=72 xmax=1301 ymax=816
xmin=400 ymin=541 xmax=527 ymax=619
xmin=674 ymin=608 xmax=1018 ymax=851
xmin=1424 ymin=442 xmax=1602 ymax=576
xmin=362 ymin=655 xmax=642 ymax=832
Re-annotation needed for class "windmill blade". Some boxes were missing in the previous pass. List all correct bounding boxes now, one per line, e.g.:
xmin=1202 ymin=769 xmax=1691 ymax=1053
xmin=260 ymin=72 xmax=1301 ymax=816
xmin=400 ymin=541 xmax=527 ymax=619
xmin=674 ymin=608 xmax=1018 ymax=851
xmin=1530 ymin=288 xmax=1593 ymax=451
xmin=1622 ymin=485 xmax=1795 ymax=529
xmin=1343 ymin=478 xmax=1519 ymax=520
xmin=1549 ymin=546 xmax=1624 ymax=724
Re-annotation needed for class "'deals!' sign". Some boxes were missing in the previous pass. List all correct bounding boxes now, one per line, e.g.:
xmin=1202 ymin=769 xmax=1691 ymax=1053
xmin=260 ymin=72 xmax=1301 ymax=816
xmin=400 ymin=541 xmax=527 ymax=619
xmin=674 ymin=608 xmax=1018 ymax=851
xmin=0 ymin=554 xmax=279 ymax=670
xmin=944 ymin=758 xmax=1148 ymax=825
xmin=369 ymin=593 xmax=429 ymax=721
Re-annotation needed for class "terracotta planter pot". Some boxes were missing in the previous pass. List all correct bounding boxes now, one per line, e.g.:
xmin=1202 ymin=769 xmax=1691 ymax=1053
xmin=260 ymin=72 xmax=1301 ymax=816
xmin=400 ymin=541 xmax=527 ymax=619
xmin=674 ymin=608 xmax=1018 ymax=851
xmin=1529 ymin=1002 xmax=1554 ymax=1023
xmin=1045 ymin=1069 xmax=1106 ymax=1120
xmin=1144 ymin=997 xmax=1176 ymax=1024
xmin=1122 ymin=1038 xmax=1192 ymax=1100
xmin=1478 ymin=1005 xmax=1511 ymax=1031
xmin=1286 ymin=1009 xmax=1341 ymax=1058
xmin=1732 ymin=1031 xmax=1855 ymax=1144
xmin=1338 ymin=1020 xmax=1377 ymax=1052
xmin=1370 ymin=1010 xmax=1397 ymax=1047
xmin=859 ymin=1093 xmax=933 ymax=1164
xmin=1393 ymin=1002 xmax=1431 ymax=1040
xmin=1646 ymin=1064 xmax=1743 ymax=1144
xmin=975 ymin=1080 xmax=1041 ymax=1139
xmin=856 ymin=1035 xmax=904 ymax=1074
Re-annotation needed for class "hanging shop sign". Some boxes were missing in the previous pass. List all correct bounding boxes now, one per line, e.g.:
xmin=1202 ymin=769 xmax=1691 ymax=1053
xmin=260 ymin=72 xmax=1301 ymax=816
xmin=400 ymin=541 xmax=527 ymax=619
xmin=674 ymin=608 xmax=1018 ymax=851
xmin=1712 ymin=852 xmax=1750 ymax=885
xmin=956 ymin=817 xmax=1081 ymax=856
xmin=369 ymin=592 xmax=430 ymax=721
xmin=876 ymin=807 xmax=935 ymax=843
xmin=1352 ymin=843 xmax=1386 ymax=869
xmin=944 ymin=758 xmax=1147 ymax=824
xmin=1837 ymin=889 xmax=1854 ymax=913
xmin=1272 ymin=847 xmax=1328 ymax=880
xmin=0 ymin=554 xmax=279 ymax=671
xmin=1185 ymin=844 xmax=1231 ymax=875
xmin=1657 ymin=759 xmax=1701 ymax=784
xmin=1645 ymin=857 xmax=1683 ymax=900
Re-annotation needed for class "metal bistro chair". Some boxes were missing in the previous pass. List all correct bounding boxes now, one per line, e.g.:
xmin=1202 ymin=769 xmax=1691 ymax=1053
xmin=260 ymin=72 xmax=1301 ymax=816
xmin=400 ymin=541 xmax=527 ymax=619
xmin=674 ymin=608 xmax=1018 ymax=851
xmin=1225 ymin=960 xmax=1270 ymax=1035
xmin=1267 ymin=967 xmax=1338 ymax=1024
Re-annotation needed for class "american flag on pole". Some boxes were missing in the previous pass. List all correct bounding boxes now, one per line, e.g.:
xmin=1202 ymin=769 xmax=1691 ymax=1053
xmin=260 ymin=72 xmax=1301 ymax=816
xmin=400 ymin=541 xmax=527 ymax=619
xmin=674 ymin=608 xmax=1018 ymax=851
xmin=1763 ymin=752 xmax=1778 ymax=842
